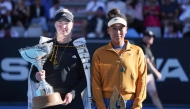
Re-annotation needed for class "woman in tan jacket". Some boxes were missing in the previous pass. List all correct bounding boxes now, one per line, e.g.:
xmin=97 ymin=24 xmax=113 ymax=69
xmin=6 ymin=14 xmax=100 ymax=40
xmin=92 ymin=8 xmax=147 ymax=109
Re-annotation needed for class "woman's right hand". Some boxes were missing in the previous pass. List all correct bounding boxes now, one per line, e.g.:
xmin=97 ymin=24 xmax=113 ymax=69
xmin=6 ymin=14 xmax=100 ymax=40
xmin=35 ymin=70 xmax=45 ymax=81
xmin=156 ymin=72 xmax=162 ymax=80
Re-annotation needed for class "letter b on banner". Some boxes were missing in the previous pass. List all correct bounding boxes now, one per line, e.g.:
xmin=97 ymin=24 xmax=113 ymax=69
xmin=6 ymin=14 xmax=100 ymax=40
xmin=1 ymin=58 xmax=28 ymax=81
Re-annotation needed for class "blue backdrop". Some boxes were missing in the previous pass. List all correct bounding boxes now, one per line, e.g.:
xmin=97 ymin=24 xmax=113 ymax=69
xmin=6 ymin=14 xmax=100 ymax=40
xmin=0 ymin=38 xmax=189 ymax=105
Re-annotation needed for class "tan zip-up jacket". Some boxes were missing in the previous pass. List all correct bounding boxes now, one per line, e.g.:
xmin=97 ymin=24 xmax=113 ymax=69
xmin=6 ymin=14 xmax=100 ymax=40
xmin=92 ymin=40 xmax=147 ymax=109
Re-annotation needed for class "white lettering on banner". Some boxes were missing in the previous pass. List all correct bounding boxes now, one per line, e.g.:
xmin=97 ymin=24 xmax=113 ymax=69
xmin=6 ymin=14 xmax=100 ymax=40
xmin=156 ymin=58 xmax=188 ymax=82
xmin=1 ymin=58 xmax=28 ymax=81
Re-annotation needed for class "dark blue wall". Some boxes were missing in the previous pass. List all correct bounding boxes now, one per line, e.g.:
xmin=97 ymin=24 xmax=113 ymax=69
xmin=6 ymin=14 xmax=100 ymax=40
xmin=0 ymin=38 xmax=189 ymax=105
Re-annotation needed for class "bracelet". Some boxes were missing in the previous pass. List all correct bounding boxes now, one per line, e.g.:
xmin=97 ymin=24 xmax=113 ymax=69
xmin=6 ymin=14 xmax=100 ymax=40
xmin=70 ymin=90 xmax=75 ymax=99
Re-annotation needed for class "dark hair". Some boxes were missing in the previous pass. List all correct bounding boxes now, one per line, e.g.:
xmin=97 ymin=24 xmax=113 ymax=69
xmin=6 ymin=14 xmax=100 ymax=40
xmin=168 ymin=22 xmax=178 ymax=33
xmin=130 ymin=0 xmax=138 ymax=9
xmin=53 ymin=0 xmax=59 ymax=5
xmin=97 ymin=6 xmax=103 ymax=12
xmin=107 ymin=8 xmax=127 ymax=22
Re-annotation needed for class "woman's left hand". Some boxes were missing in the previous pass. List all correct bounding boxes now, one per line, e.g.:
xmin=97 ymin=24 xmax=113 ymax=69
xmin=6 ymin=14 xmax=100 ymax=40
xmin=63 ymin=93 xmax=73 ymax=105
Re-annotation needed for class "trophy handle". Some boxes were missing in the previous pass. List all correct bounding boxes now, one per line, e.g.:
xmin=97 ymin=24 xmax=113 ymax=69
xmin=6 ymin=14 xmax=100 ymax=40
xmin=35 ymin=62 xmax=54 ymax=96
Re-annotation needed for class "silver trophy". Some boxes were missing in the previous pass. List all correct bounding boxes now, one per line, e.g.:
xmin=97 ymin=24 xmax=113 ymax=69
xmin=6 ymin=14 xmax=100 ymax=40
xmin=19 ymin=42 xmax=63 ymax=109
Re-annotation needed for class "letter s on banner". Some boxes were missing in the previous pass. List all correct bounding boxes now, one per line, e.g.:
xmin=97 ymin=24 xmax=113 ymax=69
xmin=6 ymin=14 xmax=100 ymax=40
xmin=1 ymin=58 xmax=28 ymax=81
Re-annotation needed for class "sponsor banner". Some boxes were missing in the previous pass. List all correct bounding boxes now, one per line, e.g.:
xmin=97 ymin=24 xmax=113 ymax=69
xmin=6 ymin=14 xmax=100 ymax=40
xmin=0 ymin=38 xmax=190 ymax=104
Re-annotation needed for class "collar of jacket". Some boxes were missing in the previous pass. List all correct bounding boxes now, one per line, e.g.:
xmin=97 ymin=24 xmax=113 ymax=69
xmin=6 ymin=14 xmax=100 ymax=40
xmin=106 ymin=40 xmax=131 ymax=51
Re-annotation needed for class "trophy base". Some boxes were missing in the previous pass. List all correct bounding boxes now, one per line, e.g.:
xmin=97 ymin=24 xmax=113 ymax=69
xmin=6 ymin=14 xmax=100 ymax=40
xmin=32 ymin=92 xmax=63 ymax=109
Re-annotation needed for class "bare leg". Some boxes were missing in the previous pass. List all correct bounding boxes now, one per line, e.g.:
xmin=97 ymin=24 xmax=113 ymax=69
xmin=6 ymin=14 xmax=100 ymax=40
xmin=148 ymin=90 xmax=163 ymax=109
xmin=147 ymin=74 xmax=164 ymax=109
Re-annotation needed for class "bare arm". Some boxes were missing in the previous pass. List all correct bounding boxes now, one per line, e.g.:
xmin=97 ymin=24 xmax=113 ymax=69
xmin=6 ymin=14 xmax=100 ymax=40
xmin=146 ymin=58 xmax=162 ymax=80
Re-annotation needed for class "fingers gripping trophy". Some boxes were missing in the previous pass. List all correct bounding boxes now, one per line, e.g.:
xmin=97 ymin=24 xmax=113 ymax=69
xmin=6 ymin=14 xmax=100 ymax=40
xmin=19 ymin=40 xmax=63 ymax=109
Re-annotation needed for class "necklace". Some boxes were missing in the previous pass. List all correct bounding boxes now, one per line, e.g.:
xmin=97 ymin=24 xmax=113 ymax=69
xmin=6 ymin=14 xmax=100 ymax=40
xmin=112 ymin=48 xmax=126 ymax=72
xmin=50 ymin=41 xmax=70 ymax=70
xmin=119 ymin=56 xmax=126 ymax=72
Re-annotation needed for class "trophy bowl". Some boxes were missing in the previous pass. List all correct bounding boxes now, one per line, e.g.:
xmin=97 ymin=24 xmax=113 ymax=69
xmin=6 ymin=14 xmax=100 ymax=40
xmin=32 ymin=92 xmax=63 ymax=109
xmin=19 ymin=42 xmax=64 ymax=109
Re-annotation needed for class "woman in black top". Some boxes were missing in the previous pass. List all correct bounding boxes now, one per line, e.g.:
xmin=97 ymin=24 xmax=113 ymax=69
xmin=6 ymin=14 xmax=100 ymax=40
xmin=30 ymin=8 xmax=89 ymax=109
